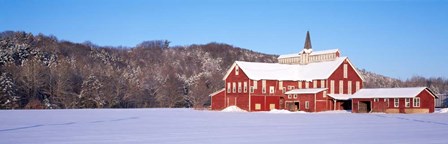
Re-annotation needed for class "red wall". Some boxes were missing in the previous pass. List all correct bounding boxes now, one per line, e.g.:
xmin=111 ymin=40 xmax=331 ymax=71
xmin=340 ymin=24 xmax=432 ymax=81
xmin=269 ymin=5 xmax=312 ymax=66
xmin=328 ymin=59 xmax=363 ymax=94
xmin=211 ymin=90 xmax=225 ymax=110
xmin=352 ymin=89 xmax=436 ymax=113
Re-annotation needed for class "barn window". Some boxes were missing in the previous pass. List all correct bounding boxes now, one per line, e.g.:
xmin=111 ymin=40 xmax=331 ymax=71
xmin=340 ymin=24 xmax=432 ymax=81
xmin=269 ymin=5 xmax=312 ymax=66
xmin=232 ymin=82 xmax=236 ymax=93
xmin=394 ymin=98 xmax=399 ymax=108
xmin=330 ymin=80 xmax=335 ymax=94
xmin=413 ymin=97 xmax=420 ymax=107
xmin=374 ymin=98 xmax=379 ymax=102
xmin=385 ymin=99 xmax=389 ymax=107
xmin=348 ymin=81 xmax=352 ymax=94
xmin=243 ymin=82 xmax=247 ymax=93
xmin=250 ymin=86 xmax=254 ymax=93
xmin=282 ymin=87 xmax=286 ymax=93
xmin=269 ymin=104 xmax=276 ymax=110
xmin=405 ymin=98 xmax=411 ymax=107
xmin=339 ymin=80 xmax=344 ymax=94
xmin=288 ymin=94 xmax=292 ymax=99
xmin=305 ymin=81 xmax=309 ymax=88
xmin=293 ymin=94 xmax=297 ymax=99
xmin=313 ymin=80 xmax=317 ymax=88
xmin=253 ymin=80 xmax=258 ymax=89
xmin=343 ymin=64 xmax=348 ymax=78
xmin=269 ymin=86 xmax=275 ymax=94
xmin=235 ymin=66 xmax=239 ymax=75
xmin=305 ymin=101 xmax=309 ymax=109
xmin=323 ymin=90 xmax=327 ymax=98
xmin=255 ymin=104 xmax=261 ymax=110
xmin=321 ymin=80 xmax=325 ymax=88
xmin=238 ymin=82 xmax=242 ymax=93
xmin=262 ymin=80 xmax=266 ymax=93
xmin=298 ymin=81 xmax=302 ymax=89
xmin=279 ymin=81 xmax=283 ymax=90
xmin=227 ymin=83 xmax=231 ymax=93
xmin=288 ymin=86 xmax=295 ymax=90
xmin=356 ymin=81 xmax=360 ymax=91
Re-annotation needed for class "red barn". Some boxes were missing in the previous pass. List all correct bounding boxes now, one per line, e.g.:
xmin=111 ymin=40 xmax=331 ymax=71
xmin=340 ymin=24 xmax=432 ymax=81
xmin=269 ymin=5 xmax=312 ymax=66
xmin=209 ymin=31 xmax=436 ymax=113
xmin=351 ymin=87 xmax=437 ymax=113
xmin=210 ymin=31 xmax=364 ymax=112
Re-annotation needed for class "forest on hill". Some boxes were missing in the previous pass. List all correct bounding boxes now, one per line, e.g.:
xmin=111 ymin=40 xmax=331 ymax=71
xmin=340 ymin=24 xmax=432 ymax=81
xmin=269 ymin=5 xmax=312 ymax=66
xmin=0 ymin=31 xmax=447 ymax=109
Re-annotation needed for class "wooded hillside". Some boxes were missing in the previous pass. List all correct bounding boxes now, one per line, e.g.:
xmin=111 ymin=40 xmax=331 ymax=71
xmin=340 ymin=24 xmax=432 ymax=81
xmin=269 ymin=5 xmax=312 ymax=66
xmin=0 ymin=31 xmax=446 ymax=109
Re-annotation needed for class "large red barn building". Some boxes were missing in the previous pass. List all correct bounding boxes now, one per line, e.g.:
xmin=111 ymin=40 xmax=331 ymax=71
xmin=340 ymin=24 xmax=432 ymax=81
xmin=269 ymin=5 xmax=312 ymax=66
xmin=210 ymin=31 xmax=436 ymax=113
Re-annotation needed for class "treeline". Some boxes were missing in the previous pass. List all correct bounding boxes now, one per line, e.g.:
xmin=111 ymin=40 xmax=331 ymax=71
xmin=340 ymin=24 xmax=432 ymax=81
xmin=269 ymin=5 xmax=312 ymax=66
xmin=0 ymin=31 xmax=446 ymax=109
xmin=0 ymin=31 xmax=276 ymax=109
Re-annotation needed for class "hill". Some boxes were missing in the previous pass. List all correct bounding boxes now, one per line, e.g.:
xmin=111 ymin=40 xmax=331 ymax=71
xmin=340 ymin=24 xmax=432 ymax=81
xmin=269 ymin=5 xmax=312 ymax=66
xmin=0 ymin=31 xmax=446 ymax=109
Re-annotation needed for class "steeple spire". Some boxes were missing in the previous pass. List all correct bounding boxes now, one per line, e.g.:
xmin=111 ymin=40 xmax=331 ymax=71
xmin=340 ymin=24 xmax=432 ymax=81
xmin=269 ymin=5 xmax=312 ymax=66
xmin=304 ymin=31 xmax=312 ymax=49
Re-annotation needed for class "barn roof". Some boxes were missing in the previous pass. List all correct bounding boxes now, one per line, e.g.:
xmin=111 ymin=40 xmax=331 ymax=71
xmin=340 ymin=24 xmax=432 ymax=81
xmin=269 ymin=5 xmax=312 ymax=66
xmin=278 ymin=49 xmax=339 ymax=59
xmin=209 ymin=88 xmax=225 ymax=97
xmin=328 ymin=94 xmax=352 ymax=100
xmin=285 ymin=88 xmax=327 ymax=94
xmin=224 ymin=57 xmax=351 ymax=81
xmin=351 ymin=87 xmax=436 ymax=98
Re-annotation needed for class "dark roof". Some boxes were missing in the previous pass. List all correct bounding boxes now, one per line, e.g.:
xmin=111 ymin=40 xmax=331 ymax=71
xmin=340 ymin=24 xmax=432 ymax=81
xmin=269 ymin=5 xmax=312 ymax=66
xmin=304 ymin=31 xmax=312 ymax=49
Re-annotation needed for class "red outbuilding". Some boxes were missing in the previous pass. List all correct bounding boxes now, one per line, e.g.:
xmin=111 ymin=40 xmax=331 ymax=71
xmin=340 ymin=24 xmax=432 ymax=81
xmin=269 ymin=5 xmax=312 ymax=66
xmin=351 ymin=87 xmax=437 ymax=113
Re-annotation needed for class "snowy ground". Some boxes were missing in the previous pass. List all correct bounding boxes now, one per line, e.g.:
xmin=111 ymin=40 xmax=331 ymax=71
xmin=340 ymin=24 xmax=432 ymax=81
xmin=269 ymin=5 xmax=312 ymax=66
xmin=1 ymin=109 xmax=448 ymax=144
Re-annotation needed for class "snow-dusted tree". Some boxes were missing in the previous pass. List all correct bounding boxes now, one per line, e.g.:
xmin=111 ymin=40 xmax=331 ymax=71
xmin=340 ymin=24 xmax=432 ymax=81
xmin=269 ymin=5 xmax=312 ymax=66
xmin=0 ymin=72 xmax=19 ymax=109
xmin=78 ymin=75 xmax=104 ymax=108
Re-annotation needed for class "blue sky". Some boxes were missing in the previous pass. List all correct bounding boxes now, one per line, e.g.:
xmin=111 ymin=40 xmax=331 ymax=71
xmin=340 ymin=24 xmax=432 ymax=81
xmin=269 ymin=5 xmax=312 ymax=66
xmin=1 ymin=0 xmax=447 ymax=79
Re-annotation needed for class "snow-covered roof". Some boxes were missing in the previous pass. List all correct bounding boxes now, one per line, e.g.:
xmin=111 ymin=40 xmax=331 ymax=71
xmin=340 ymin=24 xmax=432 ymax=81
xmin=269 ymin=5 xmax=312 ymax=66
xmin=351 ymin=87 xmax=432 ymax=98
xmin=285 ymin=88 xmax=327 ymax=94
xmin=209 ymin=88 xmax=225 ymax=97
xmin=226 ymin=57 xmax=347 ymax=81
xmin=278 ymin=49 xmax=339 ymax=59
xmin=328 ymin=94 xmax=352 ymax=100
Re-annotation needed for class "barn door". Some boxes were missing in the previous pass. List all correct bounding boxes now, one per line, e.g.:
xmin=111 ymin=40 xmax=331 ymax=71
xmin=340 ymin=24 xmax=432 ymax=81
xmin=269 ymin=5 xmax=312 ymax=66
xmin=279 ymin=97 xmax=285 ymax=109
xmin=358 ymin=101 xmax=371 ymax=113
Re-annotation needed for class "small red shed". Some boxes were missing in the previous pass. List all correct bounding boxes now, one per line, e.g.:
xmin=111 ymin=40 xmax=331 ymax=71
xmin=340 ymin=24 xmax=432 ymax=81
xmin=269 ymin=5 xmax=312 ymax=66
xmin=351 ymin=87 xmax=437 ymax=114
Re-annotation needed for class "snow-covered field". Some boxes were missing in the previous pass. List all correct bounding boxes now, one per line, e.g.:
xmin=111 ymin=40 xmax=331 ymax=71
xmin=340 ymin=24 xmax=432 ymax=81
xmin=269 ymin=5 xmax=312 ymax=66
xmin=1 ymin=108 xmax=448 ymax=144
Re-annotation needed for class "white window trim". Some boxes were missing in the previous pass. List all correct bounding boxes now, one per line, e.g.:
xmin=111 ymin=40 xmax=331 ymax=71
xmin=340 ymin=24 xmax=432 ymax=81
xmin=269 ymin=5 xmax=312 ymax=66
xmin=269 ymin=104 xmax=276 ymax=110
xmin=413 ymin=97 xmax=420 ymax=107
xmin=288 ymin=94 xmax=292 ymax=99
xmin=321 ymin=80 xmax=325 ymax=88
xmin=293 ymin=94 xmax=297 ymax=99
xmin=343 ymin=64 xmax=348 ymax=78
xmin=253 ymin=80 xmax=258 ymax=89
xmin=235 ymin=66 xmax=239 ymax=75
xmin=305 ymin=82 xmax=309 ymax=89
xmin=238 ymin=82 xmax=242 ymax=93
xmin=298 ymin=82 xmax=302 ymax=89
xmin=313 ymin=80 xmax=317 ymax=88
xmin=227 ymin=82 xmax=231 ymax=93
xmin=255 ymin=103 xmax=261 ymax=110
xmin=282 ymin=87 xmax=286 ymax=93
xmin=339 ymin=80 xmax=344 ymax=94
xmin=305 ymin=101 xmax=309 ymax=109
xmin=250 ymin=86 xmax=254 ymax=93
xmin=356 ymin=81 xmax=360 ymax=91
xmin=405 ymin=98 xmax=410 ymax=108
xmin=348 ymin=81 xmax=352 ymax=95
xmin=288 ymin=86 xmax=295 ymax=90
xmin=279 ymin=81 xmax=283 ymax=90
xmin=232 ymin=82 xmax=236 ymax=93
xmin=243 ymin=82 xmax=247 ymax=93
xmin=394 ymin=98 xmax=399 ymax=108
xmin=385 ymin=98 xmax=389 ymax=107
xmin=269 ymin=86 xmax=275 ymax=94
